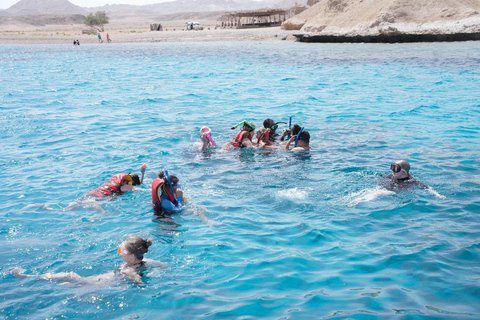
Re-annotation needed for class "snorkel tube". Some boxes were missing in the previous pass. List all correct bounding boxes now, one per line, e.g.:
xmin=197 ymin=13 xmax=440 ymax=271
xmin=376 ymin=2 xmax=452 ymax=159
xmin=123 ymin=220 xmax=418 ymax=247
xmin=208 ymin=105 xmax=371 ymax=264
xmin=294 ymin=127 xmax=305 ymax=147
xmin=287 ymin=116 xmax=292 ymax=139
xmin=231 ymin=120 xmax=256 ymax=131
xmin=164 ymin=170 xmax=176 ymax=197
xmin=140 ymin=164 xmax=146 ymax=184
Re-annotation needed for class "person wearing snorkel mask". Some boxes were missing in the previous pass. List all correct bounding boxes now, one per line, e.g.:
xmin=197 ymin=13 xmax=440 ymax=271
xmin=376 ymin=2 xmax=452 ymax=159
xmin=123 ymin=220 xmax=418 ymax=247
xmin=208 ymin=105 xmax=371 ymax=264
xmin=379 ymin=160 xmax=441 ymax=195
xmin=281 ymin=124 xmax=302 ymax=142
xmin=87 ymin=172 xmax=143 ymax=198
xmin=152 ymin=171 xmax=185 ymax=214
xmin=226 ymin=120 xmax=257 ymax=149
xmin=285 ymin=129 xmax=311 ymax=152
xmin=11 ymin=236 xmax=166 ymax=286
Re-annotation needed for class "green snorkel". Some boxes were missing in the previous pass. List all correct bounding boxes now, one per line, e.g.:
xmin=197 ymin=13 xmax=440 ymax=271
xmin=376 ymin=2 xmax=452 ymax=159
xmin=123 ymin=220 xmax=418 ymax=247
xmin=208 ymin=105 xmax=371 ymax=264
xmin=231 ymin=120 xmax=256 ymax=131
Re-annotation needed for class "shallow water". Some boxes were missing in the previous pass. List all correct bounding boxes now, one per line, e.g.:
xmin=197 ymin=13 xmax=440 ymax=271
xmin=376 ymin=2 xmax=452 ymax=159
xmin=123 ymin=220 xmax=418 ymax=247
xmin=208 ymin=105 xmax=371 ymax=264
xmin=1 ymin=41 xmax=480 ymax=318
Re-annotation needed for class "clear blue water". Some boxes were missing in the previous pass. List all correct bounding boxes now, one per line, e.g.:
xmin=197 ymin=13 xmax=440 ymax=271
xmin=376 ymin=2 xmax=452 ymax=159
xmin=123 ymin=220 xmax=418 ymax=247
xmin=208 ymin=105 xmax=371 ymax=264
xmin=1 ymin=41 xmax=480 ymax=319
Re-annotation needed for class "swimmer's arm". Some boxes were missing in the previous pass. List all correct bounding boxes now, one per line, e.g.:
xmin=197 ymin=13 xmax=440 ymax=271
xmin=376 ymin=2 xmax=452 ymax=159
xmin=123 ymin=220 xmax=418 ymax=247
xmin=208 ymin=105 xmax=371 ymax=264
xmin=143 ymin=259 xmax=168 ymax=268
xmin=284 ymin=135 xmax=296 ymax=151
xmin=120 ymin=185 xmax=149 ymax=192
xmin=242 ymin=137 xmax=255 ymax=149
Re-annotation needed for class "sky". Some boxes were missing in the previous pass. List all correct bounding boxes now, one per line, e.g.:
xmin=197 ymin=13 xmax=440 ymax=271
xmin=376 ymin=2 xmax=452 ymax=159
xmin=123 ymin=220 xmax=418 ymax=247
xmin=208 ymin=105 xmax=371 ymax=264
xmin=0 ymin=0 xmax=176 ymax=9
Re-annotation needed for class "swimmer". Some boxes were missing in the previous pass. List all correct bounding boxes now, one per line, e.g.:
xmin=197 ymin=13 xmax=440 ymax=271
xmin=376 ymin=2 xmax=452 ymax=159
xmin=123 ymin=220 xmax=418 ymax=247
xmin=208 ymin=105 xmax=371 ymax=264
xmin=197 ymin=126 xmax=216 ymax=151
xmin=285 ymin=129 xmax=311 ymax=152
xmin=152 ymin=171 xmax=211 ymax=225
xmin=255 ymin=127 xmax=278 ymax=148
xmin=152 ymin=171 xmax=185 ymax=214
xmin=380 ymin=160 xmax=445 ymax=198
xmin=281 ymin=124 xmax=302 ymax=142
xmin=24 ymin=165 xmax=148 ymax=213
xmin=225 ymin=120 xmax=256 ymax=149
xmin=11 ymin=236 xmax=167 ymax=286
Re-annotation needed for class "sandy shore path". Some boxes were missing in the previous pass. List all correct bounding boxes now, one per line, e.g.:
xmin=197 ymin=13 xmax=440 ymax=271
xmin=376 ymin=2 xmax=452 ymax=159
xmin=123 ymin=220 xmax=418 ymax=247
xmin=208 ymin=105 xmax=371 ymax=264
xmin=0 ymin=20 xmax=298 ymax=44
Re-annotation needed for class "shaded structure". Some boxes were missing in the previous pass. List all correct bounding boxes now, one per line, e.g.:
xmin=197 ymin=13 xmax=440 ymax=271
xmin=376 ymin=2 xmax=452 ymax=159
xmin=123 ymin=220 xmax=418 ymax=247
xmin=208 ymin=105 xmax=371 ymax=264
xmin=150 ymin=23 xmax=163 ymax=31
xmin=221 ymin=9 xmax=296 ymax=29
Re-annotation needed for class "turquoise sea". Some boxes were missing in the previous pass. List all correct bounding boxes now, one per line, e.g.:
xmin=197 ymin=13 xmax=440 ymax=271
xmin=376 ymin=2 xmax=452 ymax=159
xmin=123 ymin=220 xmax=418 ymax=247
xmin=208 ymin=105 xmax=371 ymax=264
xmin=1 ymin=41 xmax=479 ymax=319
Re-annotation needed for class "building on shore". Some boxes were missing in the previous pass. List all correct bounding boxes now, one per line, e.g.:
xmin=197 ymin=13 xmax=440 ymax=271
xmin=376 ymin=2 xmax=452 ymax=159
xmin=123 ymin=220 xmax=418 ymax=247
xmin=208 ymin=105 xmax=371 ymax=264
xmin=221 ymin=6 xmax=306 ymax=29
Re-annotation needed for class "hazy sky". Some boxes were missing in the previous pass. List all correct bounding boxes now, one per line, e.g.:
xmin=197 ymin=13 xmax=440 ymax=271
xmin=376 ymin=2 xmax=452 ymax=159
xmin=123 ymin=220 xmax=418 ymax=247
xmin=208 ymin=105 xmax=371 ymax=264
xmin=1 ymin=0 xmax=265 ymax=9
xmin=1 ymin=0 xmax=176 ymax=9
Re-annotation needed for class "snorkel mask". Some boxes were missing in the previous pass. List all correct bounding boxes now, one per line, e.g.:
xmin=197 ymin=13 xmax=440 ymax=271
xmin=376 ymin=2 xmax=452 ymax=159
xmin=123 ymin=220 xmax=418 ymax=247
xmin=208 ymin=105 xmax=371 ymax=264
xmin=124 ymin=174 xmax=133 ymax=185
xmin=390 ymin=163 xmax=402 ymax=173
xmin=231 ymin=120 xmax=256 ymax=132
xmin=269 ymin=121 xmax=286 ymax=131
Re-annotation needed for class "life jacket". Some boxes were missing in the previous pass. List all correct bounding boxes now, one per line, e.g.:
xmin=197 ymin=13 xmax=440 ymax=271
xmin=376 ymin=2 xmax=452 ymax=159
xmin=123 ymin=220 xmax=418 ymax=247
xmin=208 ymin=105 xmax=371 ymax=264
xmin=89 ymin=173 xmax=128 ymax=197
xmin=258 ymin=130 xmax=271 ymax=145
xmin=152 ymin=177 xmax=177 ymax=209
xmin=229 ymin=130 xmax=252 ymax=148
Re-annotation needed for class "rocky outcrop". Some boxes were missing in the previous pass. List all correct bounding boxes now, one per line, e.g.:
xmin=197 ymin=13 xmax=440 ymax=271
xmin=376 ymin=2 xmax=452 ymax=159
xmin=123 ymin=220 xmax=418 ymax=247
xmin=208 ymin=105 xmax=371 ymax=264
xmin=282 ymin=0 xmax=480 ymax=42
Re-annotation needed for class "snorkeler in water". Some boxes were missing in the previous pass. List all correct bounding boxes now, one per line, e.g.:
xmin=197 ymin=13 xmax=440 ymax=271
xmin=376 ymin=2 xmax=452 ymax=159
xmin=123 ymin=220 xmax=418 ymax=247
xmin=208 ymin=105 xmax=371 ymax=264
xmin=285 ymin=128 xmax=311 ymax=152
xmin=262 ymin=118 xmax=286 ymax=143
xmin=11 ymin=236 xmax=167 ymax=286
xmin=23 ymin=165 xmax=148 ymax=213
xmin=152 ymin=171 xmax=185 ymax=214
xmin=225 ymin=120 xmax=257 ymax=149
xmin=197 ymin=126 xmax=216 ymax=151
xmin=281 ymin=124 xmax=302 ymax=142
xmin=379 ymin=160 xmax=445 ymax=197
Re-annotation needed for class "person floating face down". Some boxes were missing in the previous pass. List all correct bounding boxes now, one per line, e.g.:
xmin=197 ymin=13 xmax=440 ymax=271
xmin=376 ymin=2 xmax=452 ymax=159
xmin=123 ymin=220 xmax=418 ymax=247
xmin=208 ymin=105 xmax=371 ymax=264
xmin=88 ymin=172 xmax=142 ymax=198
xmin=11 ymin=236 xmax=166 ymax=286
xmin=227 ymin=120 xmax=256 ymax=149
xmin=152 ymin=171 xmax=185 ymax=213
xmin=285 ymin=128 xmax=311 ymax=152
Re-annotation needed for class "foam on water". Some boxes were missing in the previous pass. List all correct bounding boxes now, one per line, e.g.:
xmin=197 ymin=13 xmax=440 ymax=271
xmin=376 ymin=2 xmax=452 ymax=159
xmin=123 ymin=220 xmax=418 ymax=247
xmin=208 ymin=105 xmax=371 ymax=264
xmin=1 ymin=41 xmax=480 ymax=318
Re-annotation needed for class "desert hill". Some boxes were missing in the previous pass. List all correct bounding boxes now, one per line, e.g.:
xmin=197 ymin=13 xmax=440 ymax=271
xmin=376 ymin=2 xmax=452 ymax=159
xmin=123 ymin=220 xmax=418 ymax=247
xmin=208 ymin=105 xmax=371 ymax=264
xmin=282 ymin=0 xmax=480 ymax=37
xmin=6 ymin=0 xmax=87 ymax=15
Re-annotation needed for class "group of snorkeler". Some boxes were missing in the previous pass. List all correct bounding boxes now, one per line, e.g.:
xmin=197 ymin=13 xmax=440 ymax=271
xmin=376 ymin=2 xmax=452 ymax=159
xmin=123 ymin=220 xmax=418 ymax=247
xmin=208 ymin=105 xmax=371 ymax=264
xmin=198 ymin=118 xmax=311 ymax=152
xmin=13 ymin=118 xmax=439 ymax=286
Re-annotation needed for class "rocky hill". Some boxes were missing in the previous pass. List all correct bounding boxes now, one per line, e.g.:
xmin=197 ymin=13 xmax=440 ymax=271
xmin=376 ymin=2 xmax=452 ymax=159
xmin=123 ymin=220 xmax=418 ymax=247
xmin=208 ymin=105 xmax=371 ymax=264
xmin=282 ymin=0 xmax=480 ymax=37
xmin=6 ymin=0 xmax=87 ymax=15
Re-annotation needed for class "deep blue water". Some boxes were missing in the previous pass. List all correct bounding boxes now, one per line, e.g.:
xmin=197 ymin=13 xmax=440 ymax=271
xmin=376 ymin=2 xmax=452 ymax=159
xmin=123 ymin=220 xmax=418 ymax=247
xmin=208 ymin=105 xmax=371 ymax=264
xmin=1 ymin=41 xmax=479 ymax=319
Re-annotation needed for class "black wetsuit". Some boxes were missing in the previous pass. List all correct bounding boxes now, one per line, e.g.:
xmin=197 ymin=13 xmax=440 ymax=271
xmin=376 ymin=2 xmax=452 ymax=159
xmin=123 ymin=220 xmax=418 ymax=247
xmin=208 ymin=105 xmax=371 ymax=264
xmin=379 ymin=174 xmax=428 ymax=193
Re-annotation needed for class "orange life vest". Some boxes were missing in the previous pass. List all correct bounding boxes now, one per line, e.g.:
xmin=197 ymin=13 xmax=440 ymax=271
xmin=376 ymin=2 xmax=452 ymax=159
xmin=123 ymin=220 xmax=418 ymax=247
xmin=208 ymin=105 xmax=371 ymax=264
xmin=229 ymin=130 xmax=252 ymax=148
xmin=258 ymin=130 xmax=271 ymax=145
xmin=152 ymin=177 xmax=177 ymax=209
xmin=89 ymin=173 xmax=128 ymax=197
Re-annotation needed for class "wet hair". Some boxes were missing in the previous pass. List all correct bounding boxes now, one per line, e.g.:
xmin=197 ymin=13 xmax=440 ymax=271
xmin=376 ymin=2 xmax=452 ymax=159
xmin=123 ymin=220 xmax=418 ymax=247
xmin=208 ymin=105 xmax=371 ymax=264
xmin=158 ymin=172 xmax=179 ymax=187
xmin=395 ymin=160 xmax=410 ymax=174
xmin=130 ymin=174 xmax=141 ymax=186
xmin=263 ymin=118 xmax=274 ymax=128
xmin=298 ymin=130 xmax=310 ymax=144
xmin=292 ymin=124 xmax=302 ymax=136
xmin=124 ymin=236 xmax=152 ymax=258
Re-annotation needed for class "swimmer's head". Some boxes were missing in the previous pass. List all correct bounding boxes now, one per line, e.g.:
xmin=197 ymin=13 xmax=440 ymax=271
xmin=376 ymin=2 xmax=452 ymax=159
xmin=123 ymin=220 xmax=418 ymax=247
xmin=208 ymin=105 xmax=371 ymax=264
xmin=297 ymin=130 xmax=310 ymax=144
xmin=231 ymin=120 xmax=256 ymax=132
xmin=263 ymin=118 xmax=275 ymax=129
xmin=119 ymin=236 xmax=152 ymax=259
xmin=124 ymin=174 xmax=140 ymax=186
xmin=130 ymin=174 xmax=141 ymax=186
xmin=158 ymin=172 xmax=179 ymax=188
xmin=391 ymin=160 xmax=411 ymax=179
xmin=291 ymin=124 xmax=302 ymax=136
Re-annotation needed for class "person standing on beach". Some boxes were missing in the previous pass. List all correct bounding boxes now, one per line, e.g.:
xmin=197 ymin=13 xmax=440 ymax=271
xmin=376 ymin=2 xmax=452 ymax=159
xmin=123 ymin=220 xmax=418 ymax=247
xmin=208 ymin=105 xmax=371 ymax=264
xmin=98 ymin=32 xmax=103 ymax=43
xmin=107 ymin=33 xmax=111 ymax=42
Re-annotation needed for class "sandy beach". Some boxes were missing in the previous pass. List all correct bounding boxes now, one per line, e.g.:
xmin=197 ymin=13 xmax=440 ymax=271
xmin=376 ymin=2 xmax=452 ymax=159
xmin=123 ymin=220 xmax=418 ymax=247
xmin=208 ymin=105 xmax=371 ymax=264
xmin=0 ymin=18 xmax=298 ymax=44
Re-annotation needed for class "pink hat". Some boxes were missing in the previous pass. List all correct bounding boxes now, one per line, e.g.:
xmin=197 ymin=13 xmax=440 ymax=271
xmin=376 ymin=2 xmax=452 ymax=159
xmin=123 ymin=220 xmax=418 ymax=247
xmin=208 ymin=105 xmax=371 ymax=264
xmin=200 ymin=126 xmax=216 ymax=146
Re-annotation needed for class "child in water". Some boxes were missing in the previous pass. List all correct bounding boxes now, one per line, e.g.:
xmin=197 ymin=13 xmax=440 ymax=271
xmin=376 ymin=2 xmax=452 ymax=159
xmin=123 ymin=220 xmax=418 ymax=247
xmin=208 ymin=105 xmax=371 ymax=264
xmin=11 ymin=236 xmax=166 ymax=286
xmin=152 ymin=171 xmax=185 ymax=213
xmin=197 ymin=126 xmax=216 ymax=151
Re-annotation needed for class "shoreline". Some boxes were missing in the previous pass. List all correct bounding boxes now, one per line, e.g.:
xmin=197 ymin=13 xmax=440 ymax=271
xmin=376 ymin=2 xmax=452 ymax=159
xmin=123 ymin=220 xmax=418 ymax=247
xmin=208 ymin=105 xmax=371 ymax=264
xmin=0 ymin=21 xmax=298 ymax=44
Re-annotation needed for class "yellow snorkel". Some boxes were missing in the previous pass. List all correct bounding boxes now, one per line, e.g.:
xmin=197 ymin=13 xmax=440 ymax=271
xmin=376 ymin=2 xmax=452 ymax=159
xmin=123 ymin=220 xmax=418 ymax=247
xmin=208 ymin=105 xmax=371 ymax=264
xmin=231 ymin=120 xmax=256 ymax=131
